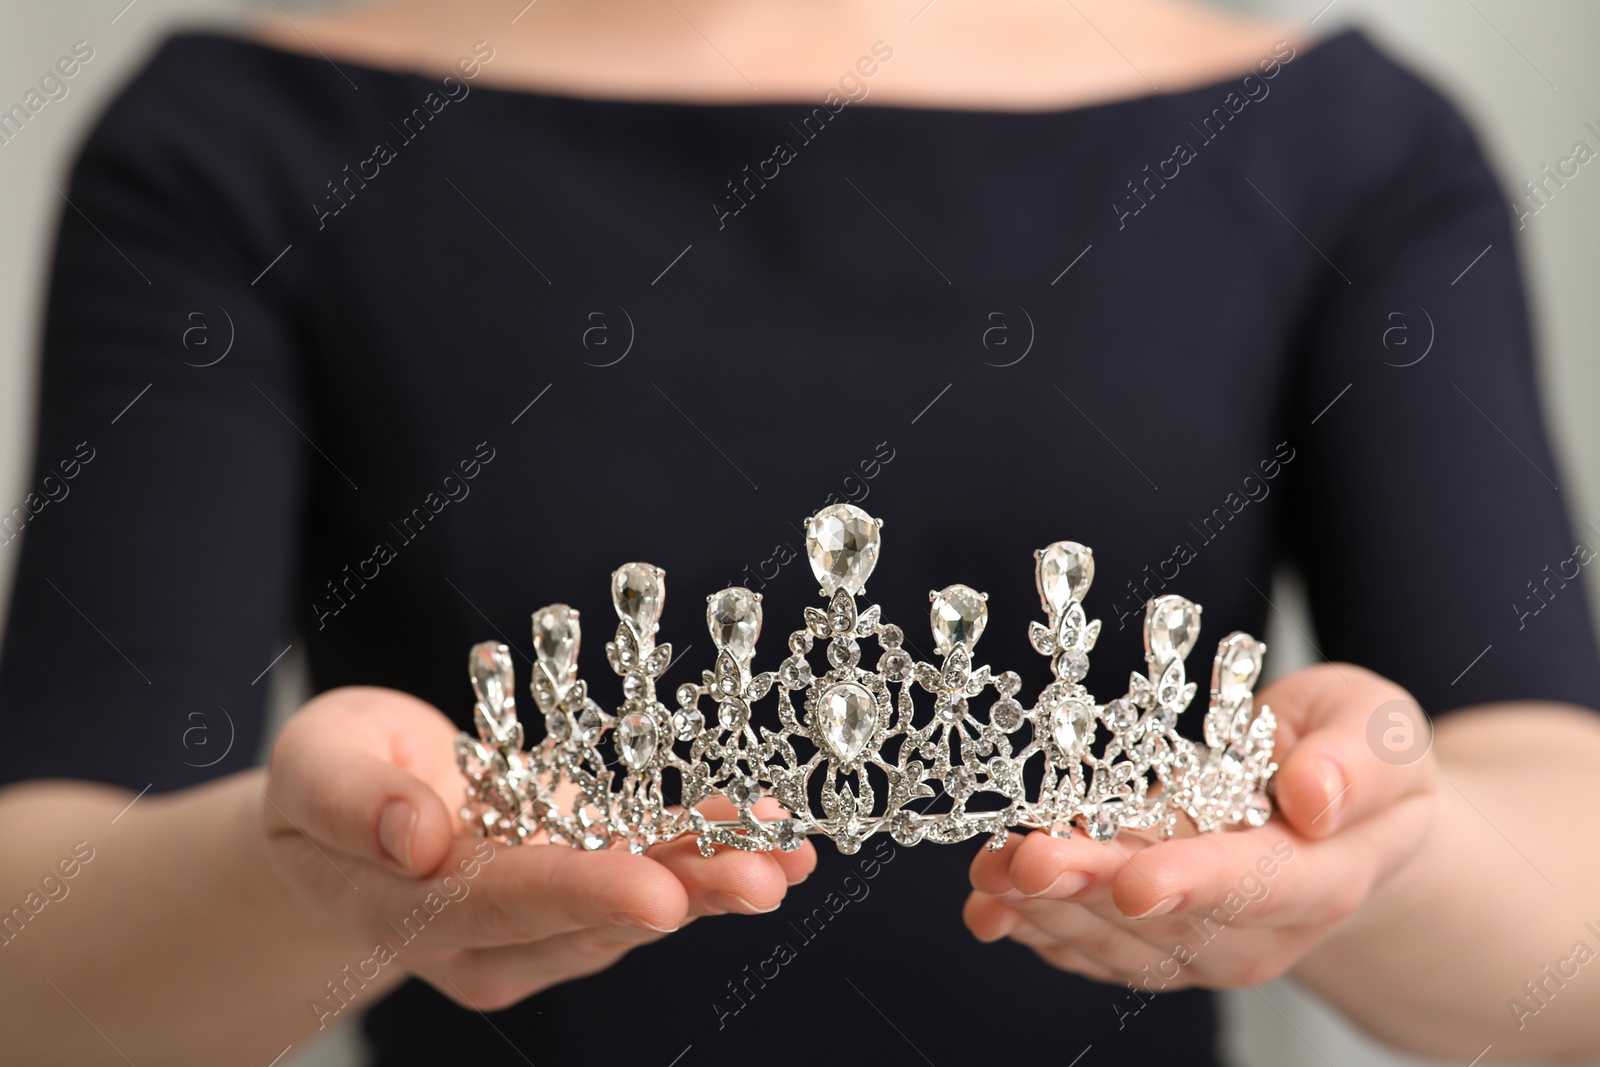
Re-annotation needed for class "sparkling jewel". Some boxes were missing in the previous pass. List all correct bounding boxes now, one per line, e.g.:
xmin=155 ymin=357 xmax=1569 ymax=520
xmin=947 ymin=767 xmax=976 ymax=799
xmin=1055 ymin=649 xmax=1089 ymax=682
xmin=789 ymin=631 xmax=814 ymax=655
xmin=1215 ymin=634 xmax=1265 ymax=695
xmin=1106 ymin=697 xmax=1138 ymax=730
xmin=1051 ymin=700 xmax=1093 ymax=753
xmin=774 ymin=819 xmax=806 ymax=852
xmin=929 ymin=584 xmax=988 ymax=655
xmin=779 ymin=656 xmax=813 ymax=690
xmin=988 ymin=756 xmax=1017 ymax=790
xmin=991 ymin=697 xmax=1024 ymax=732
xmin=828 ymin=636 xmax=861 ymax=669
xmin=469 ymin=642 xmax=512 ymax=713
xmin=878 ymin=649 xmax=912 ymax=683
xmin=827 ymin=590 xmax=857 ymax=635
xmin=806 ymin=504 xmax=881 ymax=596
xmin=671 ymin=707 xmax=704 ymax=740
xmin=728 ymin=776 xmax=761 ymax=807
xmin=532 ymin=605 xmax=579 ymax=682
xmin=576 ymin=706 xmax=603 ymax=739
xmin=717 ymin=699 xmax=748 ymax=731
xmin=1036 ymin=541 xmax=1094 ymax=615
xmin=707 ymin=588 xmax=762 ymax=661
xmin=853 ymin=604 xmax=882 ymax=636
xmin=611 ymin=563 xmax=665 ymax=637
xmin=817 ymin=681 xmax=875 ymax=761
xmin=1087 ymin=803 xmax=1121 ymax=842
xmin=617 ymin=712 xmax=657 ymax=767
xmin=1245 ymin=793 xmax=1272 ymax=827
xmin=890 ymin=810 xmax=925 ymax=845
xmin=1147 ymin=595 xmax=1202 ymax=664
xmin=935 ymin=693 xmax=967 ymax=724
xmin=544 ymin=709 xmax=571 ymax=741
xmin=622 ymin=671 xmax=646 ymax=700
xmin=675 ymin=683 xmax=699 ymax=708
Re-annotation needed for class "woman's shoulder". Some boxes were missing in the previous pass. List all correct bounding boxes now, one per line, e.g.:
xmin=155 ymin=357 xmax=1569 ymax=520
xmin=1211 ymin=30 xmax=1497 ymax=219
xmin=80 ymin=32 xmax=414 ymax=171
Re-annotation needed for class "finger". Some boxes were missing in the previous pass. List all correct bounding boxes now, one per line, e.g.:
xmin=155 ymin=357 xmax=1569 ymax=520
xmin=692 ymin=796 xmax=819 ymax=887
xmin=372 ymin=839 xmax=689 ymax=947
xmin=1255 ymin=664 xmax=1436 ymax=838
xmin=265 ymin=687 xmax=462 ymax=876
xmin=1005 ymin=907 xmax=1157 ymax=979
xmin=968 ymin=828 xmax=1025 ymax=896
xmin=962 ymin=889 xmax=1022 ymax=943
xmin=1002 ymin=827 xmax=1148 ymax=904
xmin=1108 ymin=790 xmax=1432 ymax=928
xmin=1005 ymin=929 xmax=1122 ymax=985
xmin=649 ymin=833 xmax=793 ymax=917
xmin=423 ymin=926 xmax=644 ymax=1012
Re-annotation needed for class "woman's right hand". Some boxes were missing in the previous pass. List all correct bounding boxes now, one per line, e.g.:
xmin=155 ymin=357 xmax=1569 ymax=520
xmin=262 ymin=686 xmax=815 ymax=1010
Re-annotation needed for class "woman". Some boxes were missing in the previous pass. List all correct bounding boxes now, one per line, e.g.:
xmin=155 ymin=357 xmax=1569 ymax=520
xmin=2 ymin=0 xmax=1598 ymax=1063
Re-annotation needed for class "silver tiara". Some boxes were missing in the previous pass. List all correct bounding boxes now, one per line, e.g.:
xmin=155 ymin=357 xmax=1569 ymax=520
xmin=455 ymin=504 xmax=1278 ymax=856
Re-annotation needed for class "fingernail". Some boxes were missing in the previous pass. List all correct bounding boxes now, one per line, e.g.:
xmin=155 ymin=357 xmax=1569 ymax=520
xmin=1030 ymin=870 xmax=1090 ymax=899
xmin=1132 ymin=895 xmax=1181 ymax=919
xmin=378 ymin=800 xmax=416 ymax=870
xmin=610 ymin=913 xmax=680 ymax=933
xmin=1315 ymin=759 xmax=1348 ymax=831
xmin=707 ymin=892 xmax=779 ymax=915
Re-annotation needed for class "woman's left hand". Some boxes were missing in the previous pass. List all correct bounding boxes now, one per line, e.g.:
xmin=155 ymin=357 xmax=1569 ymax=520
xmin=964 ymin=663 xmax=1438 ymax=992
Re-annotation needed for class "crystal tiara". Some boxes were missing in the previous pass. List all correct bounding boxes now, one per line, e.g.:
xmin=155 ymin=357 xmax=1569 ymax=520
xmin=455 ymin=504 xmax=1278 ymax=856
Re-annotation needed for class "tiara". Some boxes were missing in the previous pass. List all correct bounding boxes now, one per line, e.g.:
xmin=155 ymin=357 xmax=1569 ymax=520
xmin=455 ymin=504 xmax=1278 ymax=856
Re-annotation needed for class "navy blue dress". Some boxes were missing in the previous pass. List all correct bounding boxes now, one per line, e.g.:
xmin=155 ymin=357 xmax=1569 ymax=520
xmin=3 ymin=27 xmax=1596 ymax=1064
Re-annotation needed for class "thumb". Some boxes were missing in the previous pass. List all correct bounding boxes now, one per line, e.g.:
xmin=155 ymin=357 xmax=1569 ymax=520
xmin=1258 ymin=663 xmax=1435 ymax=839
xmin=264 ymin=686 xmax=461 ymax=876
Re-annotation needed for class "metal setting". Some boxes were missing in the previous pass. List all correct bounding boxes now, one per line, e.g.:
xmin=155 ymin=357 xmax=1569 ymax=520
xmin=456 ymin=504 xmax=1279 ymax=856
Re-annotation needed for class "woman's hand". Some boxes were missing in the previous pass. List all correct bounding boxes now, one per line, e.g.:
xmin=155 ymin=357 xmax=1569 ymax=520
xmin=263 ymin=687 xmax=815 ymax=1011
xmin=963 ymin=663 xmax=1437 ymax=993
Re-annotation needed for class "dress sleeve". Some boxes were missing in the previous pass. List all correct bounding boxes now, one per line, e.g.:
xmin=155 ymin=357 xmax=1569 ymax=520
xmin=1282 ymin=76 xmax=1600 ymax=717
xmin=0 ymin=48 xmax=310 ymax=792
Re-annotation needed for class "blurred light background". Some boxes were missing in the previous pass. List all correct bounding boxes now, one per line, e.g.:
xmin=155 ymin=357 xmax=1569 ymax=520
xmin=1 ymin=2 xmax=1595 ymax=1064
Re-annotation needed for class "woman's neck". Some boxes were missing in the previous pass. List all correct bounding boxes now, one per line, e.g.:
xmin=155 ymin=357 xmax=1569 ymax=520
xmin=250 ymin=0 xmax=1307 ymax=111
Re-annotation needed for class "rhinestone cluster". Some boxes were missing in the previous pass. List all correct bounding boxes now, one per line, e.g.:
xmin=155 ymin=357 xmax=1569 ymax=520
xmin=455 ymin=504 xmax=1278 ymax=856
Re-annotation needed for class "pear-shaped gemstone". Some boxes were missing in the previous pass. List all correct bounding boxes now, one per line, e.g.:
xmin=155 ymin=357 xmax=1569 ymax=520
xmin=929 ymin=584 xmax=988 ymax=655
xmin=468 ymin=642 xmax=513 ymax=712
xmin=1036 ymin=541 xmax=1094 ymax=615
xmin=806 ymin=504 xmax=881 ymax=596
xmin=611 ymin=563 xmax=665 ymax=636
xmin=1146 ymin=595 xmax=1201 ymax=664
xmin=1051 ymin=699 xmax=1093 ymax=754
xmin=706 ymin=587 xmax=762 ymax=661
xmin=531 ymin=605 xmax=580 ymax=683
xmin=818 ymin=681 xmax=876 ymax=762
xmin=1213 ymin=633 xmax=1264 ymax=696
xmin=617 ymin=712 xmax=658 ymax=768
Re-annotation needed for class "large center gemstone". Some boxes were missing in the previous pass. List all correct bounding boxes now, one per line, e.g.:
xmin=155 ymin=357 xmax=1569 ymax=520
xmin=1035 ymin=541 xmax=1094 ymax=615
xmin=818 ymin=681 xmax=876 ymax=762
xmin=806 ymin=504 xmax=881 ymax=596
